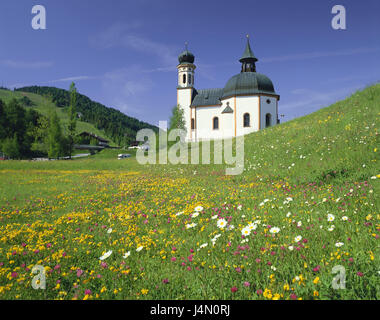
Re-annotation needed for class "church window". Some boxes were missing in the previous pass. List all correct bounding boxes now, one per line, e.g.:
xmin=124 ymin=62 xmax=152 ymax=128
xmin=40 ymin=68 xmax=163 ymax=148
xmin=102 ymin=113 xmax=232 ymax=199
xmin=213 ymin=117 xmax=219 ymax=130
xmin=266 ymin=99 xmax=271 ymax=104
xmin=265 ymin=113 xmax=271 ymax=127
xmin=191 ymin=118 xmax=195 ymax=130
xmin=183 ymin=74 xmax=186 ymax=84
xmin=188 ymin=74 xmax=192 ymax=85
xmin=243 ymin=113 xmax=250 ymax=127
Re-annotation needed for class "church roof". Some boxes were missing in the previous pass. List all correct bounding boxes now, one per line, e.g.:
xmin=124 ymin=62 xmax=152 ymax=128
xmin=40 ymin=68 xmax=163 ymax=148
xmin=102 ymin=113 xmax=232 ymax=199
xmin=178 ymin=49 xmax=195 ymax=64
xmin=191 ymin=88 xmax=223 ymax=107
xmin=239 ymin=37 xmax=258 ymax=63
xmin=221 ymin=72 xmax=277 ymax=99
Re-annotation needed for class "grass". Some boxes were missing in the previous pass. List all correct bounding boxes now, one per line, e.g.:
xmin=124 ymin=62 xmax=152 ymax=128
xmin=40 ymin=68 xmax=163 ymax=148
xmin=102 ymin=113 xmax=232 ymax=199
xmin=0 ymin=84 xmax=379 ymax=300
xmin=0 ymin=89 xmax=116 ymax=146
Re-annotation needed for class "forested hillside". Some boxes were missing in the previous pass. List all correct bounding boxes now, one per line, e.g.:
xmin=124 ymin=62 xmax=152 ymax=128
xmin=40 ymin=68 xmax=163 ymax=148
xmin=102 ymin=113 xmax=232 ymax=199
xmin=15 ymin=86 xmax=158 ymax=146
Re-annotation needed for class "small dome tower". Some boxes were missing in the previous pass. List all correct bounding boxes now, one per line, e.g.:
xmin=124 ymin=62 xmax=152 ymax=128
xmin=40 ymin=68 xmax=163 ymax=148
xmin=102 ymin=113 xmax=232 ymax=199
xmin=177 ymin=43 xmax=196 ymax=88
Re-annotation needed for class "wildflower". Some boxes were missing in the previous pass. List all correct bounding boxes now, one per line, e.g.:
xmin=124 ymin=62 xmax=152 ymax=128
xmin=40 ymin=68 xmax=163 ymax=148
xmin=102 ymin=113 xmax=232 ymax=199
xmin=335 ymin=242 xmax=344 ymax=247
xmin=327 ymin=214 xmax=335 ymax=222
xmin=313 ymin=277 xmax=320 ymax=284
xmin=123 ymin=251 xmax=131 ymax=259
xmin=141 ymin=289 xmax=149 ymax=295
xmin=328 ymin=225 xmax=335 ymax=231
xmin=241 ymin=227 xmax=251 ymax=237
xmin=99 ymin=250 xmax=112 ymax=260
xmin=248 ymin=222 xmax=257 ymax=230
xmin=211 ymin=215 xmax=218 ymax=220
xmin=357 ymin=272 xmax=364 ymax=277
xmin=294 ymin=235 xmax=302 ymax=242
xmin=217 ymin=218 xmax=227 ymax=229
xmin=243 ymin=282 xmax=250 ymax=287
xmin=175 ymin=211 xmax=184 ymax=216
xmin=186 ymin=223 xmax=197 ymax=229
xmin=342 ymin=216 xmax=348 ymax=221
xmin=288 ymin=246 xmax=294 ymax=251
xmin=269 ymin=227 xmax=280 ymax=234
xmin=297 ymin=221 xmax=302 ymax=227
xmin=191 ymin=212 xmax=199 ymax=218
xmin=194 ymin=206 xmax=203 ymax=212
xmin=107 ymin=228 xmax=112 ymax=234
xmin=136 ymin=246 xmax=144 ymax=252
xmin=230 ymin=286 xmax=238 ymax=293
xmin=199 ymin=243 xmax=208 ymax=249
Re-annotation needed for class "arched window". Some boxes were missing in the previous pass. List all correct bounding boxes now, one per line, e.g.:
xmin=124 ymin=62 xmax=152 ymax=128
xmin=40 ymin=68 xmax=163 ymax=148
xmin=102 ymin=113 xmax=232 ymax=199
xmin=183 ymin=74 xmax=186 ymax=84
xmin=191 ymin=118 xmax=195 ymax=130
xmin=265 ymin=113 xmax=272 ymax=127
xmin=213 ymin=117 xmax=219 ymax=130
xmin=188 ymin=74 xmax=192 ymax=85
xmin=243 ymin=113 xmax=250 ymax=127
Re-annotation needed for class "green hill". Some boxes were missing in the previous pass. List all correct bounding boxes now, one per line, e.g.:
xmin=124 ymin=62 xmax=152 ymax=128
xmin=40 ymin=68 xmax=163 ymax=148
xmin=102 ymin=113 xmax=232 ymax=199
xmin=0 ymin=88 xmax=117 ymax=146
xmin=0 ymin=84 xmax=378 ymax=300
xmin=13 ymin=86 xmax=158 ymax=146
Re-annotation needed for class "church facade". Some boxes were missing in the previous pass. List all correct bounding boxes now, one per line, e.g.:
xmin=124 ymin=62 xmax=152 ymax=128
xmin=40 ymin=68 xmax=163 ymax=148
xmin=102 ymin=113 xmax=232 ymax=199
xmin=176 ymin=38 xmax=279 ymax=141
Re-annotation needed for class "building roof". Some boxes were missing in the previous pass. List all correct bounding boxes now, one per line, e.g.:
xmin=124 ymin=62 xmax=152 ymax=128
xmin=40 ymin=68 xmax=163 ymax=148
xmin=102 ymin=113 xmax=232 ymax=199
xmin=221 ymin=72 xmax=276 ymax=99
xmin=239 ymin=38 xmax=258 ymax=63
xmin=191 ymin=88 xmax=223 ymax=107
xmin=178 ymin=49 xmax=195 ymax=64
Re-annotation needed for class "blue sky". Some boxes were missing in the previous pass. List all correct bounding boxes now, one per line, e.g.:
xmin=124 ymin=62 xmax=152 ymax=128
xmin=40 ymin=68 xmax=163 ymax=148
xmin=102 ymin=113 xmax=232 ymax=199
xmin=0 ymin=0 xmax=379 ymax=125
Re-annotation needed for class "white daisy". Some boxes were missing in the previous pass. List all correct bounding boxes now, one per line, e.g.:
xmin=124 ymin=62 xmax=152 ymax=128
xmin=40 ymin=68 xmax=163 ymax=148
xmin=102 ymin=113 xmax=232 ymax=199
xmin=269 ymin=227 xmax=280 ymax=234
xmin=342 ymin=216 xmax=348 ymax=221
xmin=217 ymin=218 xmax=227 ymax=229
xmin=191 ymin=212 xmax=199 ymax=218
xmin=186 ymin=223 xmax=197 ymax=229
xmin=107 ymin=228 xmax=113 ymax=234
xmin=294 ymin=235 xmax=302 ymax=242
xmin=175 ymin=211 xmax=184 ymax=216
xmin=288 ymin=246 xmax=294 ymax=251
xmin=194 ymin=206 xmax=203 ymax=212
xmin=248 ymin=223 xmax=257 ymax=230
xmin=327 ymin=214 xmax=335 ymax=222
xmin=241 ymin=226 xmax=251 ymax=237
xmin=199 ymin=243 xmax=208 ymax=249
xmin=123 ymin=251 xmax=130 ymax=259
xmin=99 ymin=250 xmax=112 ymax=260
xmin=335 ymin=242 xmax=344 ymax=247
xmin=211 ymin=215 xmax=218 ymax=220
xmin=136 ymin=246 xmax=144 ymax=252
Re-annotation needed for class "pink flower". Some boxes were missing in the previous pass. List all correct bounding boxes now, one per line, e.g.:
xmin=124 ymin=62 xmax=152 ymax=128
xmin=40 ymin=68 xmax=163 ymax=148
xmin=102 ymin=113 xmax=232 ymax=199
xmin=100 ymin=262 xmax=108 ymax=268
xmin=84 ymin=289 xmax=91 ymax=295
xmin=290 ymin=293 xmax=297 ymax=300
xmin=11 ymin=272 xmax=18 ymax=279
xmin=162 ymin=278 xmax=169 ymax=284
xmin=243 ymin=282 xmax=250 ymax=287
xmin=231 ymin=286 xmax=238 ymax=293
xmin=76 ymin=269 xmax=84 ymax=277
xmin=171 ymin=257 xmax=177 ymax=262
xmin=256 ymin=289 xmax=263 ymax=295
xmin=357 ymin=271 xmax=364 ymax=277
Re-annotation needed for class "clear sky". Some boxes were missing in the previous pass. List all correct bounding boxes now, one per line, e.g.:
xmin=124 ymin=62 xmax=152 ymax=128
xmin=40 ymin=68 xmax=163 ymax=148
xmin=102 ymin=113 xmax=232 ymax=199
xmin=0 ymin=0 xmax=379 ymax=125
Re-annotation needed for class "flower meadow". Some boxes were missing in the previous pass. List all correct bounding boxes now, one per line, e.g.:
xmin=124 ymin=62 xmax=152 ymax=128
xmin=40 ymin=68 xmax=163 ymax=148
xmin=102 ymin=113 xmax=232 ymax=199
xmin=0 ymin=84 xmax=379 ymax=300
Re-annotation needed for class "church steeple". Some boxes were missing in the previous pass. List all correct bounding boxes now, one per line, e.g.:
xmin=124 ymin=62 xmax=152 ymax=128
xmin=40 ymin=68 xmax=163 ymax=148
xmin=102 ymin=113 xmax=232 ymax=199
xmin=239 ymin=35 xmax=258 ymax=73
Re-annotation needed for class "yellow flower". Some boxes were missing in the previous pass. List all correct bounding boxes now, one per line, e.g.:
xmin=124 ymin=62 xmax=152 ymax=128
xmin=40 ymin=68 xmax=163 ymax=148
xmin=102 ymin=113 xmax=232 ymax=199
xmin=100 ymin=286 xmax=107 ymax=293
xmin=313 ymin=290 xmax=319 ymax=297
xmin=141 ymin=289 xmax=149 ymax=295
xmin=313 ymin=277 xmax=320 ymax=284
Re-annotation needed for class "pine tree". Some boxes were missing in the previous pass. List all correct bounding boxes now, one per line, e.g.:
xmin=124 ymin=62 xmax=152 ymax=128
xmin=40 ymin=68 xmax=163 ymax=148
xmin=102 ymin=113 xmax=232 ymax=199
xmin=68 ymin=82 xmax=77 ymax=159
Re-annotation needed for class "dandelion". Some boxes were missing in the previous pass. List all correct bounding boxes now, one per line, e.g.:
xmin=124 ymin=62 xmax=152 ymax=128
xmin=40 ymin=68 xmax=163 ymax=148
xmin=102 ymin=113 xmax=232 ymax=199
xmin=217 ymin=218 xmax=227 ymax=229
xmin=99 ymin=250 xmax=112 ymax=260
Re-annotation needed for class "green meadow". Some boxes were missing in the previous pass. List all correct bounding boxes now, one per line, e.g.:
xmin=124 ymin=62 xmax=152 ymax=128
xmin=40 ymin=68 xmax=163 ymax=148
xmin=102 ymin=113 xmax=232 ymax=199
xmin=0 ymin=84 xmax=379 ymax=300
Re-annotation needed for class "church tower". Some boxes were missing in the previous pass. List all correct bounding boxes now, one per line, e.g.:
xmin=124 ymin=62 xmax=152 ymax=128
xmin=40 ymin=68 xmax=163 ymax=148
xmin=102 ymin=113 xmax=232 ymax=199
xmin=177 ymin=44 xmax=196 ymax=141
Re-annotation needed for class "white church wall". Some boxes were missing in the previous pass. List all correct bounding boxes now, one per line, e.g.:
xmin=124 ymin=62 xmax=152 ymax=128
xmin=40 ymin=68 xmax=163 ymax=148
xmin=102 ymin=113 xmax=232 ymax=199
xmin=177 ymin=88 xmax=193 ymax=140
xmin=234 ymin=96 xmax=260 ymax=136
xmin=260 ymin=96 xmax=277 ymax=128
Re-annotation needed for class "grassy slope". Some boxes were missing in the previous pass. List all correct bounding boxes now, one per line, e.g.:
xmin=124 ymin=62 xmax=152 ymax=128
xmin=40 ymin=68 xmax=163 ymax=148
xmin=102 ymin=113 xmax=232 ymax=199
xmin=0 ymin=89 xmax=116 ymax=146
xmin=0 ymin=84 xmax=378 ymax=300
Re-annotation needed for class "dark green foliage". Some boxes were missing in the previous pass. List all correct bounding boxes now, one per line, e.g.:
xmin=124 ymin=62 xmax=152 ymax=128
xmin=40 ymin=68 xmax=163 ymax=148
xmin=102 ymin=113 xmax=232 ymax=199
xmin=47 ymin=111 xmax=66 ymax=159
xmin=1 ymin=134 xmax=20 ymax=159
xmin=15 ymin=86 xmax=158 ymax=146
xmin=68 ymin=83 xmax=77 ymax=158
xmin=19 ymin=96 xmax=33 ymax=107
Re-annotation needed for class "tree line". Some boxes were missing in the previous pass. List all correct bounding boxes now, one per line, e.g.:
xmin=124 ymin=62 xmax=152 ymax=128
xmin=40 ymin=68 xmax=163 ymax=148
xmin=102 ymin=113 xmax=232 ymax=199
xmin=0 ymin=83 xmax=78 ymax=159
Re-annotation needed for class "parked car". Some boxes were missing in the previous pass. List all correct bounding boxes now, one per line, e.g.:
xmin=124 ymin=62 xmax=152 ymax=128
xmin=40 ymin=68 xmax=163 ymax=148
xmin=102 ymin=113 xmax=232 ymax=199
xmin=118 ymin=153 xmax=131 ymax=159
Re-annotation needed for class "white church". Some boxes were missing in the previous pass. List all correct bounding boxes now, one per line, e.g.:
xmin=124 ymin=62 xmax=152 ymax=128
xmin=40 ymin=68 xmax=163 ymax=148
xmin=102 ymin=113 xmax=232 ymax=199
xmin=176 ymin=37 xmax=279 ymax=142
